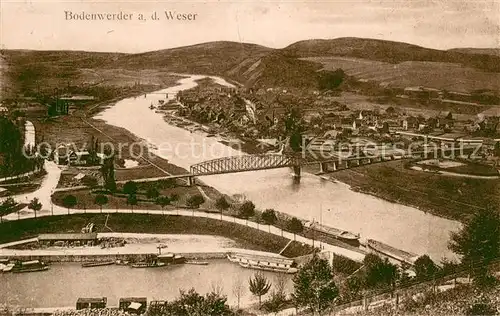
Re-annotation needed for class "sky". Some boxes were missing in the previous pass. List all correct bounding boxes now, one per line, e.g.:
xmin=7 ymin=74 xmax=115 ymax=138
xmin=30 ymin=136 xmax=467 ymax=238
xmin=1 ymin=0 xmax=499 ymax=52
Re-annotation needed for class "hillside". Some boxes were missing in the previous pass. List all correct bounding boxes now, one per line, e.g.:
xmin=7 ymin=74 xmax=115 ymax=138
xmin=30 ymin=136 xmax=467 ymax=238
xmin=281 ymin=37 xmax=500 ymax=73
xmin=114 ymin=41 xmax=273 ymax=75
xmin=305 ymin=56 xmax=500 ymax=93
xmin=3 ymin=38 xmax=500 ymax=95
xmin=449 ymin=48 xmax=500 ymax=57
xmin=226 ymin=51 xmax=328 ymax=89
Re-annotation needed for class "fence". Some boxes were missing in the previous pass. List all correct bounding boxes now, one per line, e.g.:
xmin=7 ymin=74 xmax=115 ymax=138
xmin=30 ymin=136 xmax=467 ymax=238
xmin=0 ymin=168 xmax=43 ymax=184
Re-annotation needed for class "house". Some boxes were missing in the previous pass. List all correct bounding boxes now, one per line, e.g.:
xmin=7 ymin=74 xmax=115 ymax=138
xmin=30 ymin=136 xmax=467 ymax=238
xmin=54 ymin=145 xmax=70 ymax=165
xmin=340 ymin=118 xmax=357 ymax=130
xmin=404 ymin=86 xmax=441 ymax=99
xmin=76 ymin=298 xmax=107 ymax=310
xmin=119 ymin=298 xmax=147 ymax=314
xmin=38 ymin=233 xmax=98 ymax=246
xmin=54 ymin=145 xmax=105 ymax=166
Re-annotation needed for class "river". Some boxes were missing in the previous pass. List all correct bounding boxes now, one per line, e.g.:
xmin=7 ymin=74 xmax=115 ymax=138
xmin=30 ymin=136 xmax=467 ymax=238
xmin=0 ymin=261 xmax=291 ymax=308
xmin=94 ymin=74 xmax=461 ymax=263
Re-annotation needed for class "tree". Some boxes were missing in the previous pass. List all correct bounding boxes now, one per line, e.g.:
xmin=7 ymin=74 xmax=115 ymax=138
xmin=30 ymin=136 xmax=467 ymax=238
xmin=232 ymin=277 xmax=245 ymax=311
xmin=123 ymin=181 xmax=138 ymax=195
xmin=28 ymin=197 xmax=42 ymax=218
xmin=215 ymin=197 xmax=230 ymax=219
xmin=281 ymin=107 xmax=305 ymax=152
xmin=127 ymin=194 xmax=138 ymax=211
xmin=239 ymin=201 xmax=255 ymax=220
xmin=0 ymin=197 xmax=16 ymax=217
xmin=292 ymin=255 xmax=339 ymax=315
xmin=448 ymin=208 xmax=500 ymax=266
xmin=62 ymin=195 xmax=77 ymax=214
xmin=94 ymin=194 xmax=108 ymax=213
xmin=155 ymin=196 xmax=171 ymax=210
xmin=287 ymin=217 xmax=303 ymax=241
xmin=265 ymin=273 xmax=288 ymax=314
xmin=149 ymin=288 xmax=233 ymax=316
xmin=385 ymin=106 xmax=396 ymax=116
xmin=414 ymin=255 xmax=439 ymax=281
xmin=186 ymin=194 xmax=204 ymax=209
xmin=100 ymin=155 xmax=116 ymax=192
xmin=494 ymin=141 xmax=500 ymax=157
xmin=249 ymin=272 xmax=272 ymax=307
xmin=262 ymin=209 xmax=278 ymax=232
xmin=146 ymin=186 xmax=160 ymax=199
xmin=363 ymin=254 xmax=398 ymax=289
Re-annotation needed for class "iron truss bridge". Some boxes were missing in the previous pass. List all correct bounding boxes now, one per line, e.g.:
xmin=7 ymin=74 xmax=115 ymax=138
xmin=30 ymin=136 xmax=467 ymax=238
xmin=190 ymin=154 xmax=303 ymax=176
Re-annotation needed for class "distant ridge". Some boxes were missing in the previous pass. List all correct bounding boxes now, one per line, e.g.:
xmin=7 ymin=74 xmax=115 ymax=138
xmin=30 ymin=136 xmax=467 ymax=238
xmin=3 ymin=38 xmax=500 ymax=93
xmin=280 ymin=37 xmax=500 ymax=72
xmin=448 ymin=48 xmax=500 ymax=57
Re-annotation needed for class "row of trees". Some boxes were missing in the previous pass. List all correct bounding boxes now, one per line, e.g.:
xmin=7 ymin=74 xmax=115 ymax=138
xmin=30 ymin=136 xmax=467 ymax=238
xmin=214 ymin=198 xmax=304 ymax=238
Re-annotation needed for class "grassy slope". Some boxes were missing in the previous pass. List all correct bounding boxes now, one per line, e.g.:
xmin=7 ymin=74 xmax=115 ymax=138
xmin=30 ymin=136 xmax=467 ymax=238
xmin=0 ymin=214 xmax=313 ymax=257
xmin=304 ymin=56 xmax=500 ymax=93
xmin=281 ymin=37 xmax=500 ymax=73
xmin=324 ymin=160 xmax=500 ymax=222
xmin=114 ymin=41 xmax=273 ymax=75
xmin=449 ymin=47 xmax=500 ymax=57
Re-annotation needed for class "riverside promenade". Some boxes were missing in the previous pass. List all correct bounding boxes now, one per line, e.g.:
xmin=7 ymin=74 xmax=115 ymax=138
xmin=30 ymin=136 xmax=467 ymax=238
xmin=2 ymin=207 xmax=366 ymax=262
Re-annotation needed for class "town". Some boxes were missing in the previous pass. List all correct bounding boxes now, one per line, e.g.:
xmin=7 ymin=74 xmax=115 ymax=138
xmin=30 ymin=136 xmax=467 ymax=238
xmin=1 ymin=3 xmax=500 ymax=315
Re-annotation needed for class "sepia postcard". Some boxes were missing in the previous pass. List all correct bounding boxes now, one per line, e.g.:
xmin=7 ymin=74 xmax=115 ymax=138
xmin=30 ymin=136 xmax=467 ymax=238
xmin=0 ymin=1 xmax=499 ymax=315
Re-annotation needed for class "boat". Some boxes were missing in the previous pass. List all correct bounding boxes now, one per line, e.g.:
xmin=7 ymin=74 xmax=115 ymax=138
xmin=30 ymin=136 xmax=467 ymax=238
xmin=306 ymin=222 xmax=360 ymax=246
xmin=366 ymin=239 xmax=418 ymax=265
xmin=115 ymin=259 xmax=129 ymax=266
xmin=12 ymin=260 xmax=49 ymax=273
xmin=82 ymin=260 xmax=115 ymax=268
xmin=173 ymin=255 xmax=186 ymax=264
xmin=131 ymin=261 xmax=166 ymax=268
xmin=185 ymin=260 xmax=209 ymax=265
xmin=1 ymin=263 xmax=14 ymax=272
xmin=158 ymin=253 xmax=175 ymax=263
xmin=13 ymin=266 xmax=49 ymax=273
xmin=227 ymin=253 xmax=297 ymax=273
xmin=239 ymin=262 xmax=298 ymax=274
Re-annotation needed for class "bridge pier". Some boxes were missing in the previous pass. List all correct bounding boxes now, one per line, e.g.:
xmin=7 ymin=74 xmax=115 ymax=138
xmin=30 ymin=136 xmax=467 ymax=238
xmin=187 ymin=176 xmax=195 ymax=186
xmin=319 ymin=162 xmax=329 ymax=173
xmin=332 ymin=162 xmax=337 ymax=171
xmin=292 ymin=165 xmax=301 ymax=179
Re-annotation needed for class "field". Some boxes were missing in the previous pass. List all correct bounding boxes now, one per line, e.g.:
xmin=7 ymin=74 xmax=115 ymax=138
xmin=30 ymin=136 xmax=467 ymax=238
xmin=328 ymin=92 xmax=480 ymax=120
xmin=416 ymin=159 xmax=500 ymax=176
xmin=323 ymin=160 xmax=500 ymax=222
xmin=0 ymin=214 xmax=314 ymax=257
xmin=51 ymin=183 xmax=201 ymax=211
xmin=304 ymin=56 xmax=500 ymax=93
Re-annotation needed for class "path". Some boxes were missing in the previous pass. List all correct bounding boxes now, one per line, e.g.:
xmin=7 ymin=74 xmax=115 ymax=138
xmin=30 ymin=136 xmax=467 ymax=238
xmin=8 ymin=161 xmax=62 ymax=210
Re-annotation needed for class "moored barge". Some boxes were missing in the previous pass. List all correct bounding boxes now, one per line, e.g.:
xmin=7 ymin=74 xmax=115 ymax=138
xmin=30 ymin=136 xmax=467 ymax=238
xmin=227 ymin=253 xmax=298 ymax=274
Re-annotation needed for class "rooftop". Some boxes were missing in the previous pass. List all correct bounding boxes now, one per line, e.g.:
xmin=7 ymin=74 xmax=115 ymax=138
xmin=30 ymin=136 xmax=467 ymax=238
xmin=38 ymin=233 xmax=98 ymax=241
xmin=77 ymin=298 xmax=107 ymax=304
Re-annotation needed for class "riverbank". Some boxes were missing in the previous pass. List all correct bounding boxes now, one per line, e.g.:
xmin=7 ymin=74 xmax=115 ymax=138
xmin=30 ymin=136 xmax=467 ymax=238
xmin=325 ymin=160 xmax=500 ymax=222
